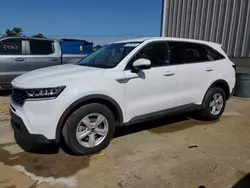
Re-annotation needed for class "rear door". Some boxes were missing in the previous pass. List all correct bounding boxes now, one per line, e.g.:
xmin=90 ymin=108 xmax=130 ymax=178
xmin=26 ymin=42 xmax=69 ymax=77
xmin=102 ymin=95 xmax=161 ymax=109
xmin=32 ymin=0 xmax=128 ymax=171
xmin=0 ymin=38 xmax=27 ymax=89
xmin=203 ymin=45 xmax=228 ymax=82
xmin=26 ymin=39 xmax=61 ymax=71
xmin=168 ymin=41 xmax=212 ymax=106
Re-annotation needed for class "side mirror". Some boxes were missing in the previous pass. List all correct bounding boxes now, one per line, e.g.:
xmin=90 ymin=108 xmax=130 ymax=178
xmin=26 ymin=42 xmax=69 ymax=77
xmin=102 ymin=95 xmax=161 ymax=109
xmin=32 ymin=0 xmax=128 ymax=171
xmin=132 ymin=58 xmax=151 ymax=72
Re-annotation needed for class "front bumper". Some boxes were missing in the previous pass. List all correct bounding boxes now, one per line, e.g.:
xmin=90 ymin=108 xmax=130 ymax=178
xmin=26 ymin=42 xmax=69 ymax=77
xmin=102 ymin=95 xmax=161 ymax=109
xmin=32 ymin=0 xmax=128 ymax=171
xmin=10 ymin=106 xmax=54 ymax=143
xmin=9 ymin=95 xmax=67 ymax=142
xmin=9 ymin=82 xmax=78 ymax=143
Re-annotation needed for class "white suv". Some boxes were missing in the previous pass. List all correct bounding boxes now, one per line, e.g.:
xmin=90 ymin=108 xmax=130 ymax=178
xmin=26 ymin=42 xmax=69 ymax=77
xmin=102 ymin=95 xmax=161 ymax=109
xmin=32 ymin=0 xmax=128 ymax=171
xmin=10 ymin=37 xmax=236 ymax=155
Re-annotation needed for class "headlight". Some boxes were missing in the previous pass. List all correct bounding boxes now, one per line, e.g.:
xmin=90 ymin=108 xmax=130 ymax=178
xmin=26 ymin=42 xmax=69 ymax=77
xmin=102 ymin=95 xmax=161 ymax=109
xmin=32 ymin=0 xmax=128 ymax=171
xmin=25 ymin=86 xmax=66 ymax=99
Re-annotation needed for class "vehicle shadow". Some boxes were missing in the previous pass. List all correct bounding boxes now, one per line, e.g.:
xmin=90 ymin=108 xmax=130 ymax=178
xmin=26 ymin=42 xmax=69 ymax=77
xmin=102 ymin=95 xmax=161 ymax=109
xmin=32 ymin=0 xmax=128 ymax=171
xmin=14 ymin=132 xmax=60 ymax=154
xmin=114 ymin=113 xmax=190 ymax=138
xmin=14 ymin=111 xmax=215 ymax=155
xmin=14 ymin=112 xmax=192 ymax=155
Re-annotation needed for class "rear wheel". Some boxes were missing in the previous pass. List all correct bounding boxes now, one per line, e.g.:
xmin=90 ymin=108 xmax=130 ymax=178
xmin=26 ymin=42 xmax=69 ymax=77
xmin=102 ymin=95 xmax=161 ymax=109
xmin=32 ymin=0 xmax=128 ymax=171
xmin=62 ymin=103 xmax=116 ymax=155
xmin=198 ymin=87 xmax=226 ymax=121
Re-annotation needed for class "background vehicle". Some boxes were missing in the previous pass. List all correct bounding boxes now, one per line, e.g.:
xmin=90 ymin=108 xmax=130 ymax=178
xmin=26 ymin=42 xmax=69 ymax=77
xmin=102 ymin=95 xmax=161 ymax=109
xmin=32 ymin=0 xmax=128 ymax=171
xmin=0 ymin=37 xmax=93 ymax=90
xmin=10 ymin=37 xmax=236 ymax=155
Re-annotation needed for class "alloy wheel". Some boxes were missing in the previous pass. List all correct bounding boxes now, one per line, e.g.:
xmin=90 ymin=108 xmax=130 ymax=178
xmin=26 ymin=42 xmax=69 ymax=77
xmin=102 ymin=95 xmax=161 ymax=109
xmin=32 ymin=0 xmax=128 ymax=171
xmin=76 ymin=113 xmax=108 ymax=148
xmin=209 ymin=93 xmax=224 ymax=116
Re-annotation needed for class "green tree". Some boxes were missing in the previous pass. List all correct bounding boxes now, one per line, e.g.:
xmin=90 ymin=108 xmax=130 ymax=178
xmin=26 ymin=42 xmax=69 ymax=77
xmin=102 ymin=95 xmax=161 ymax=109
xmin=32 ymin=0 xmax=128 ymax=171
xmin=4 ymin=27 xmax=23 ymax=37
xmin=12 ymin=27 xmax=23 ymax=36
xmin=32 ymin=33 xmax=46 ymax=38
xmin=5 ymin=29 xmax=15 ymax=37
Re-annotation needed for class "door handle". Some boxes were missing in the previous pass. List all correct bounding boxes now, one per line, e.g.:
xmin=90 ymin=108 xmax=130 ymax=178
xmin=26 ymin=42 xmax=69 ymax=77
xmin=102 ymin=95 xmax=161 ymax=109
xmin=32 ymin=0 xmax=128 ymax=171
xmin=116 ymin=76 xmax=139 ymax=83
xmin=205 ymin=68 xmax=213 ymax=72
xmin=164 ymin=72 xmax=175 ymax=76
xmin=14 ymin=58 xmax=24 ymax=61
xmin=51 ymin=58 xmax=59 ymax=61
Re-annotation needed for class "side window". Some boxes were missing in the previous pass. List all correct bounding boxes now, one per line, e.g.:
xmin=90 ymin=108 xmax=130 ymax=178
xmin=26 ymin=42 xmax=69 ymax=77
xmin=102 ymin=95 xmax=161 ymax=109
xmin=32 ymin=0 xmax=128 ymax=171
xmin=126 ymin=42 xmax=169 ymax=69
xmin=204 ymin=46 xmax=225 ymax=61
xmin=168 ymin=42 xmax=209 ymax=64
xmin=168 ymin=42 xmax=185 ymax=64
xmin=29 ymin=40 xmax=54 ymax=55
xmin=0 ymin=39 xmax=22 ymax=55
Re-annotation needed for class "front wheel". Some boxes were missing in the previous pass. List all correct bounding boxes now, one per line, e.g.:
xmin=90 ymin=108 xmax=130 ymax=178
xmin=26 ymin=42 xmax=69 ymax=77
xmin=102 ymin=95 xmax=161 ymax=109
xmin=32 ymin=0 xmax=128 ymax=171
xmin=198 ymin=87 xmax=226 ymax=121
xmin=62 ymin=103 xmax=116 ymax=155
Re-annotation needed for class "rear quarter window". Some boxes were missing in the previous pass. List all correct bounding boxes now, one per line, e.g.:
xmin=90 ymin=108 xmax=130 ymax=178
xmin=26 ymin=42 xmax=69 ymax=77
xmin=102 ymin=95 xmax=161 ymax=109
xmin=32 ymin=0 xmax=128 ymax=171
xmin=204 ymin=45 xmax=225 ymax=61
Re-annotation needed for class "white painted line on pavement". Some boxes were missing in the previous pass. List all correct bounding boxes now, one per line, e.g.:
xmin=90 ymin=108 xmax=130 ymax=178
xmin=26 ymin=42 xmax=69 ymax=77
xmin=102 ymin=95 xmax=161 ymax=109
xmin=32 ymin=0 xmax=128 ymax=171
xmin=13 ymin=165 xmax=78 ymax=187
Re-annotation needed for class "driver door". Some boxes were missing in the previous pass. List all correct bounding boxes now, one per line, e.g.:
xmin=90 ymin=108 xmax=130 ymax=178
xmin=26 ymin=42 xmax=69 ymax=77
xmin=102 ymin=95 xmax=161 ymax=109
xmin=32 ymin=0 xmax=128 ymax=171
xmin=123 ymin=41 xmax=178 ymax=121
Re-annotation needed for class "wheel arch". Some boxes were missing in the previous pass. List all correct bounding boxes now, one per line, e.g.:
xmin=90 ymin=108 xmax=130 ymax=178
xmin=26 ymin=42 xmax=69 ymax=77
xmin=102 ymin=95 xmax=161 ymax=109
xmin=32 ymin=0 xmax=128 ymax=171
xmin=55 ymin=94 xmax=124 ymax=142
xmin=203 ymin=79 xmax=230 ymax=104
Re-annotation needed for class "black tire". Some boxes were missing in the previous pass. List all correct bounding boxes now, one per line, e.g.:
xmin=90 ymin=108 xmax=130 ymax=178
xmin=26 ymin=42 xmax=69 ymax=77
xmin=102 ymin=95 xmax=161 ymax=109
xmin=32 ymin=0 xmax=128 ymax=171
xmin=198 ymin=87 xmax=226 ymax=121
xmin=62 ymin=103 xmax=116 ymax=155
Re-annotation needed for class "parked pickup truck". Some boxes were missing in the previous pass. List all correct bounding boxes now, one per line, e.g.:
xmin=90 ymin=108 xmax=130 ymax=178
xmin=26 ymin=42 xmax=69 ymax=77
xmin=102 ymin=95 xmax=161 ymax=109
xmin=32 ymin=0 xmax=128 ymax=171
xmin=0 ymin=37 xmax=92 ymax=90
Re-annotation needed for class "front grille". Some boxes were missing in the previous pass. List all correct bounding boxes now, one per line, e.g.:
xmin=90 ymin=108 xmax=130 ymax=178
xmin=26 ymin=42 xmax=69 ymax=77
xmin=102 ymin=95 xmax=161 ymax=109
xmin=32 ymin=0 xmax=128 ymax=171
xmin=11 ymin=88 xmax=28 ymax=106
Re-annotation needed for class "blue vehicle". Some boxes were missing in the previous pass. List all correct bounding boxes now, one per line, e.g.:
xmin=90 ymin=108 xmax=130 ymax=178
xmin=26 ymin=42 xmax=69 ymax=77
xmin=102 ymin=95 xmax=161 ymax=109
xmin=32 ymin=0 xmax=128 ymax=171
xmin=60 ymin=38 xmax=93 ymax=55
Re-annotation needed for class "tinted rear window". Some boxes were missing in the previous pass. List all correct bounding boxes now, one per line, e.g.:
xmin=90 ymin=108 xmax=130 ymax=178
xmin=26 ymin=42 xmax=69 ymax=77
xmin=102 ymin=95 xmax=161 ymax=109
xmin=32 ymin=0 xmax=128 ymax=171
xmin=0 ymin=39 xmax=22 ymax=55
xmin=30 ymin=40 xmax=54 ymax=55
xmin=168 ymin=42 xmax=225 ymax=64
xmin=168 ymin=42 xmax=209 ymax=64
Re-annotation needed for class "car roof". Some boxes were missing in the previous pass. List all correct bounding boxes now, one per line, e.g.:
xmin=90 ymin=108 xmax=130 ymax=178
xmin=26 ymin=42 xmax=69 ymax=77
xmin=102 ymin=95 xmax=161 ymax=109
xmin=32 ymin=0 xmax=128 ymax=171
xmin=0 ymin=36 xmax=57 ymax=41
xmin=1 ymin=37 xmax=93 ymax=44
xmin=112 ymin=37 xmax=221 ymax=47
xmin=111 ymin=37 xmax=151 ymax=43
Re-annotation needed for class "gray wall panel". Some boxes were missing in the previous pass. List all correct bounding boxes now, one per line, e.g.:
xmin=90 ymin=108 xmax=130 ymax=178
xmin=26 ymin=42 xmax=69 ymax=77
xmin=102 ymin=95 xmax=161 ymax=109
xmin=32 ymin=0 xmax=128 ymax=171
xmin=161 ymin=0 xmax=250 ymax=57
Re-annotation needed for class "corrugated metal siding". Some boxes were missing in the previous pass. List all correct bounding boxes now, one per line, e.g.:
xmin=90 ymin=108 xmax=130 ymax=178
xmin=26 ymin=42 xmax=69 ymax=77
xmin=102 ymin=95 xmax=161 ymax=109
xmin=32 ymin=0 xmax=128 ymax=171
xmin=161 ymin=0 xmax=250 ymax=57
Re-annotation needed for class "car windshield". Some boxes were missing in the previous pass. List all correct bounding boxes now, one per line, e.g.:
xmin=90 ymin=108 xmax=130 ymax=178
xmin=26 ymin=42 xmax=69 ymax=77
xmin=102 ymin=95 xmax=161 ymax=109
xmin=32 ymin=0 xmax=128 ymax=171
xmin=77 ymin=42 xmax=140 ymax=68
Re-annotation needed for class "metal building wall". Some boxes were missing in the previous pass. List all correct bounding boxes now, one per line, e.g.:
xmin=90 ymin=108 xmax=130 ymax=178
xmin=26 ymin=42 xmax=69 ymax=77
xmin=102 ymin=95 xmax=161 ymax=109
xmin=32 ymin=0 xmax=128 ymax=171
xmin=161 ymin=0 xmax=250 ymax=57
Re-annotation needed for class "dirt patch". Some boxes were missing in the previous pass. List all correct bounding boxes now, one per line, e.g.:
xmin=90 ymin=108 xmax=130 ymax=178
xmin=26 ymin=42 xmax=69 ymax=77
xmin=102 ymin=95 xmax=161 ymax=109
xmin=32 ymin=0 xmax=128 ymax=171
xmin=0 ymin=143 xmax=90 ymax=178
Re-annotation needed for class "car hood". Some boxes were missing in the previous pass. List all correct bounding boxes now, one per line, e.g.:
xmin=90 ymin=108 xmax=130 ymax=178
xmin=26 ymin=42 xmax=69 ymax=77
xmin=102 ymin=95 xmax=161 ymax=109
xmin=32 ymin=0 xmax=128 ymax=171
xmin=12 ymin=64 xmax=106 ymax=88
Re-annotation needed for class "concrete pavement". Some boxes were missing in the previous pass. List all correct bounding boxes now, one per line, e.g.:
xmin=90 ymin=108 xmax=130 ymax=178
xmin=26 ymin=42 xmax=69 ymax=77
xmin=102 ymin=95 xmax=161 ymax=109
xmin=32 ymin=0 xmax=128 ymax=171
xmin=0 ymin=96 xmax=250 ymax=188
